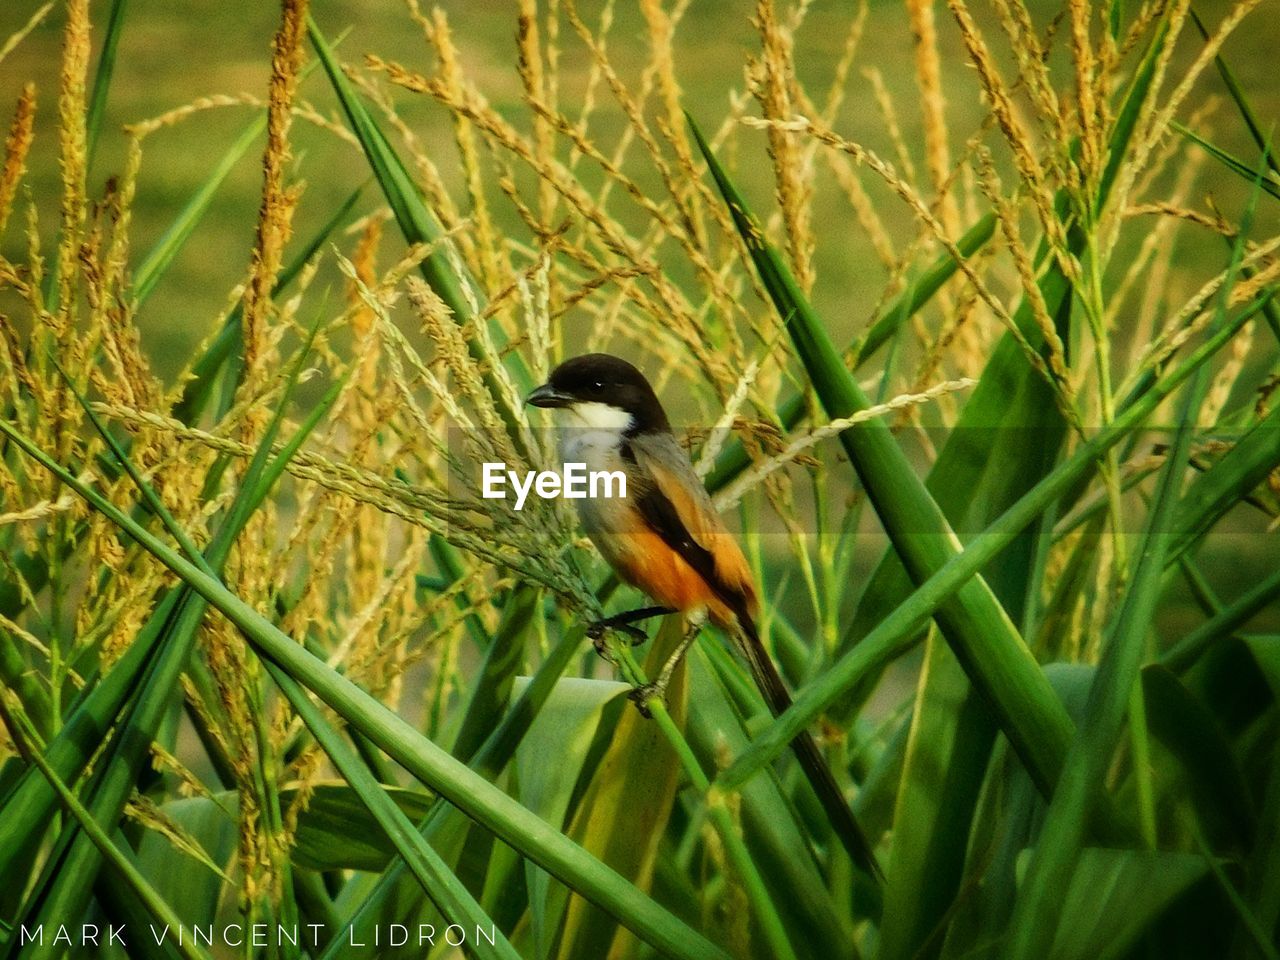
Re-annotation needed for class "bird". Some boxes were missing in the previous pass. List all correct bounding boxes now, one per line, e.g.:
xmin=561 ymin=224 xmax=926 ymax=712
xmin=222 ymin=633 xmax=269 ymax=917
xmin=526 ymin=352 xmax=882 ymax=882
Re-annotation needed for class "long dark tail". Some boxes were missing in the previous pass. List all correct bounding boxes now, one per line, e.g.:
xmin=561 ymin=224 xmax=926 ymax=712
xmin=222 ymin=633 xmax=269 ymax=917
xmin=734 ymin=611 xmax=883 ymax=883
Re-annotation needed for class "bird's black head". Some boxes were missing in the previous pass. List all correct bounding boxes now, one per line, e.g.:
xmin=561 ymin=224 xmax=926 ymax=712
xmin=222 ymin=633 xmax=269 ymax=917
xmin=526 ymin=353 xmax=670 ymax=435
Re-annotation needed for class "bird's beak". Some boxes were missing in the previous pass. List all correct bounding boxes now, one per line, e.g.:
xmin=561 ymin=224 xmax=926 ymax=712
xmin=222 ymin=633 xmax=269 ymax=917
xmin=526 ymin=383 xmax=572 ymax=408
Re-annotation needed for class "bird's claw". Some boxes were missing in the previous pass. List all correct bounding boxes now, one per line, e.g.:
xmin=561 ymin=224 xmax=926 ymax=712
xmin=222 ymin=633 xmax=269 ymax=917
xmin=586 ymin=620 xmax=648 ymax=645
xmin=628 ymin=682 xmax=662 ymax=718
xmin=589 ymin=628 xmax=613 ymax=661
xmin=586 ymin=622 xmax=642 ymax=663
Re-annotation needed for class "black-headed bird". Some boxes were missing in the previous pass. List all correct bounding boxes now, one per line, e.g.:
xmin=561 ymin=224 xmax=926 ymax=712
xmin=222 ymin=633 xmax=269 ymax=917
xmin=527 ymin=353 xmax=881 ymax=882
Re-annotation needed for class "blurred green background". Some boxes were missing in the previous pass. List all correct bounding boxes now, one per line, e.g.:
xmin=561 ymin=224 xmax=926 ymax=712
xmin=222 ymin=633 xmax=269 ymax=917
xmin=3 ymin=0 xmax=1276 ymax=377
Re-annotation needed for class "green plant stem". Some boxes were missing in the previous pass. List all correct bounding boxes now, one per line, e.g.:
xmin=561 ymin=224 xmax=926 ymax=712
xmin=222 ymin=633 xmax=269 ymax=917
xmin=1127 ymin=681 xmax=1157 ymax=849
xmin=1163 ymin=565 xmax=1280 ymax=672
xmin=612 ymin=640 xmax=801 ymax=960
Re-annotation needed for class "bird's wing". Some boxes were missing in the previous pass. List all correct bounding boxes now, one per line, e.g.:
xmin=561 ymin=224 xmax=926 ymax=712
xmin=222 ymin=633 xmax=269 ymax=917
xmin=623 ymin=433 xmax=756 ymax=615
xmin=626 ymin=434 xmax=881 ymax=880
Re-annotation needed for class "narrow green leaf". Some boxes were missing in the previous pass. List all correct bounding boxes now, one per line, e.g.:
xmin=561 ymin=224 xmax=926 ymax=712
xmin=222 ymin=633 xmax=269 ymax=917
xmin=1191 ymin=821 xmax=1280 ymax=960
xmin=0 ymin=584 xmax=179 ymax=876
xmin=286 ymin=784 xmax=436 ymax=872
xmin=705 ymin=212 xmax=998 ymax=492
xmin=1169 ymin=399 xmax=1280 ymax=564
xmin=689 ymin=114 xmax=1075 ymax=800
xmin=7 ymin=711 xmax=215 ymax=960
xmin=1189 ymin=9 xmax=1279 ymax=177
xmin=132 ymin=116 xmax=266 ymax=306
xmin=1245 ymin=636 xmax=1280 ymax=700
xmin=1172 ymin=123 xmax=1280 ymax=201
xmin=451 ymin=587 xmax=539 ymax=763
xmin=306 ymin=16 xmax=534 ymax=429
xmin=878 ymin=637 xmax=995 ymax=960
xmin=512 ymin=677 xmax=628 ymax=959
xmin=1235 ymin=644 xmax=1280 ymax=951
xmin=0 ymin=606 xmax=53 ymax=737
xmin=1163 ymin=566 xmax=1280 ymax=672
xmin=326 ymin=623 xmax=589 ymax=960
xmin=554 ymin=622 xmax=689 ymax=960
xmin=1098 ymin=19 xmax=1172 ymax=213
xmin=1142 ymin=665 xmax=1254 ymax=849
xmin=1046 ymin=849 xmax=1208 ymax=960
xmin=687 ymin=643 xmax=855 ymax=956
xmin=85 ymin=0 xmax=128 ymax=164
xmin=1108 ymin=0 xmax=1124 ymax=39
xmin=307 ymin=19 xmax=472 ymax=323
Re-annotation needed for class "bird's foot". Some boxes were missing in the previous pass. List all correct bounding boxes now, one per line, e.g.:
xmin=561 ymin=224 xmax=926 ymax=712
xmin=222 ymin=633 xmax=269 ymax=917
xmin=586 ymin=619 xmax=648 ymax=645
xmin=627 ymin=681 xmax=665 ymax=718
xmin=585 ymin=606 xmax=674 ymax=652
xmin=627 ymin=621 xmax=703 ymax=718
xmin=586 ymin=623 xmax=643 ymax=664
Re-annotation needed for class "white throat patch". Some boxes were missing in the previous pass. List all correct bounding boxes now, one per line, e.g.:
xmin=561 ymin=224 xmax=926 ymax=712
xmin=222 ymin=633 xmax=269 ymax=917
xmin=556 ymin=402 xmax=633 ymax=474
xmin=565 ymin=401 xmax=634 ymax=433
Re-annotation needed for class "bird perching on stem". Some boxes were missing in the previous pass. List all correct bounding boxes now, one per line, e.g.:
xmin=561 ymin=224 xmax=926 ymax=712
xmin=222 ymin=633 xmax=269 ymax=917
xmin=527 ymin=353 xmax=882 ymax=883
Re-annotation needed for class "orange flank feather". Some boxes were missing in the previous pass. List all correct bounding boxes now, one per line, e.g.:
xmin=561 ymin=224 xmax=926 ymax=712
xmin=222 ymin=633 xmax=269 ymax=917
xmin=608 ymin=526 xmax=756 ymax=629
xmin=626 ymin=441 xmax=758 ymax=622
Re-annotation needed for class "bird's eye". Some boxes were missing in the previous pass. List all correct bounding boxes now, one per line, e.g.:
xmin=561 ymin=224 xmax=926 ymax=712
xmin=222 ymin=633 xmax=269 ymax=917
xmin=590 ymin=380 xmax=604 ymax=393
